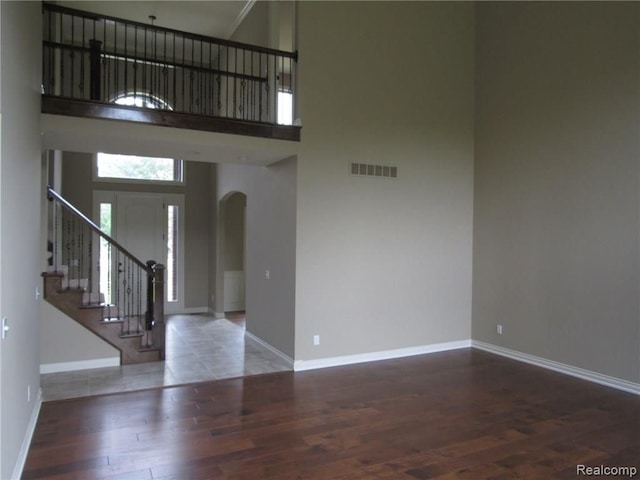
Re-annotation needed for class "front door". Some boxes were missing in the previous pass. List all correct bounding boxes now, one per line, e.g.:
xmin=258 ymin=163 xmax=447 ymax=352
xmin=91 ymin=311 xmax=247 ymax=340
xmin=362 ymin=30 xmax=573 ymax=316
xmin=95 ymin=191 xmax=183 ymax=313
xmin=116 ymin=193 xmax=165 ymax=268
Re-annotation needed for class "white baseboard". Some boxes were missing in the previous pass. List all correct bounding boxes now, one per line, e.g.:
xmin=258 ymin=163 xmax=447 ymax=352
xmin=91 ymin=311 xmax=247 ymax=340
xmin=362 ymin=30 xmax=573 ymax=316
xmin=207 ymin=307 xmax=225 ymax=319
xmin=472 ymin=340 xmax=640 ymax=395
xmin=13 ymin=388 xmax=42 ymax=480
xmin=40 ymin=357 xmax=120 ymax=374
xmin=166 ymin=306 xmax=208 ymax=315
xmin=294 ymin=340 xmax=472 ymax=372
xmin=245 ymin=331 xmax=294 ymax=368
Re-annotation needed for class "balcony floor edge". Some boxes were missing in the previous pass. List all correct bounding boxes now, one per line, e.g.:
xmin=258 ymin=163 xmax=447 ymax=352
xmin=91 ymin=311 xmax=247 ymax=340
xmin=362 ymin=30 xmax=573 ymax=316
xmin=41 ymin=96 xmax=301 ymax=142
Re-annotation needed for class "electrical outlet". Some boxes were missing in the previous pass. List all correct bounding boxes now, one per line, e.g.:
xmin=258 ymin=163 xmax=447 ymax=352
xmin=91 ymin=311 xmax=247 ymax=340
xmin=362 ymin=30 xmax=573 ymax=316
xmin=265 ymin=270 xmax=271 ymax=280
xmin=35 ymin=287 xmax=41 ymax=300
xmin=313 ymin=335 xmax=320 ymax=346
xmin=497 ymin=324 xmax=503 ymax=335
xmin=27 ymin=385 xmax=31 ymax=402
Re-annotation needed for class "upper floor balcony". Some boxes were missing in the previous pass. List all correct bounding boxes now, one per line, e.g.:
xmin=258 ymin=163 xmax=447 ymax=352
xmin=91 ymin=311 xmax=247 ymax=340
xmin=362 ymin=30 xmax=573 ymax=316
xmin=41 ymin=2 xmax=300 ymax=142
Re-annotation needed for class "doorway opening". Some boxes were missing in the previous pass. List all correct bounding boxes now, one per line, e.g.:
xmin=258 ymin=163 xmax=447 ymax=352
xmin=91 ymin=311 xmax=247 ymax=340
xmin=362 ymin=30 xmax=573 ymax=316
xmin=220 ymin=192 xmax=247 ymax=314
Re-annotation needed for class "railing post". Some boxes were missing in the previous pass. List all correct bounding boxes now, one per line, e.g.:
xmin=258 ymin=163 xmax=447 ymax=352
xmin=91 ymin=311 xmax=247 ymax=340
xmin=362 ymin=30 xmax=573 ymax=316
xmin=152 ymin=263 xmax=166 ymax=360
xmin=89 ymin=39 xmax=102 ymax=101
xmin=145 ymin=260 xmax=156 ymax=330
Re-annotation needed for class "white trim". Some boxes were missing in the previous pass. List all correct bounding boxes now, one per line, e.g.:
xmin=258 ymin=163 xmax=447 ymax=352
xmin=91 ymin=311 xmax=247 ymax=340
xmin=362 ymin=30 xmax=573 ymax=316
xmin=227 ymin=0 xmax=257 ymax=39
xmin=40 ymin=357 xmax=119 ymax=374
xmin=472 ymin=340 xmax=640 ymax=396
xmin=171 ymin=307 xmax=208 ymax=315
xmin=245 ymin=331 xmax=294 ymax=368
xmin=209 ymin=308 xmax=225 ymax=319
xmin=294 ymin=340 xmax=472 ymax=372
xmin=12 ymin=388 xmax=42 ymax=480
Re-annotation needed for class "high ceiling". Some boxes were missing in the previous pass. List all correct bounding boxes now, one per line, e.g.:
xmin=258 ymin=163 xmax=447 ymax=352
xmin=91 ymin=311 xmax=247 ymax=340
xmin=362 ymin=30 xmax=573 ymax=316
xmin=58 ymin=1 xmax=255 ymax=40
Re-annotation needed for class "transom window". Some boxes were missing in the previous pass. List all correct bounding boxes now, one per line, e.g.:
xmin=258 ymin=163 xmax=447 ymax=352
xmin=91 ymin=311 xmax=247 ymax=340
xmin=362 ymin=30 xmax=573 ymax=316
xmin=96 ymin=93 xmax=182 ymax=183
xmin=96 ymin=153 xmax=184 ymax=183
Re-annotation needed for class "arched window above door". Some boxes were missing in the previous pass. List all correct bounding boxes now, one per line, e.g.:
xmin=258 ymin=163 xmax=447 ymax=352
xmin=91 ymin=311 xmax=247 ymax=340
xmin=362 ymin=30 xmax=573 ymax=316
xmin=113 ymin=92 xmax=172 ymax=110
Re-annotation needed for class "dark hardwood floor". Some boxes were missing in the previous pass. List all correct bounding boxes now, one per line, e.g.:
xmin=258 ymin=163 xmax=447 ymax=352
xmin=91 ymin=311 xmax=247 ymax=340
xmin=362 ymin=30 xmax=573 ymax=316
xmin=23 ymin=349 xmax=639 ymax=479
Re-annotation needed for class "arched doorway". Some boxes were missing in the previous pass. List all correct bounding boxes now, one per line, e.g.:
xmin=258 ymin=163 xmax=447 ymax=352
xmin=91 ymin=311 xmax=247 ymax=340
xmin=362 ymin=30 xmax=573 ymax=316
xmin=219 ymin=192 xmax=247 ymax=314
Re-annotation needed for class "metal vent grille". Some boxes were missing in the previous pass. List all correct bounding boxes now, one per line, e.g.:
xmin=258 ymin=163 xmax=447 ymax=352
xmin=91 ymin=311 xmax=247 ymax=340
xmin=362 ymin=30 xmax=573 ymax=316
xmin=350 ymin=163 xmax=398 ymax=178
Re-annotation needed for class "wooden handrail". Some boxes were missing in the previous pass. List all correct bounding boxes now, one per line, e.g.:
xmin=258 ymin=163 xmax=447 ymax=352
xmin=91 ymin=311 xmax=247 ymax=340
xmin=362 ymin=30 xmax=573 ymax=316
xmin=42 ymin=2 xmax=298 ymax=61
xmin=47 ymin=186 xmax=151 ymax=273
xmin=43 ymin=40 xmax=269 ymax=84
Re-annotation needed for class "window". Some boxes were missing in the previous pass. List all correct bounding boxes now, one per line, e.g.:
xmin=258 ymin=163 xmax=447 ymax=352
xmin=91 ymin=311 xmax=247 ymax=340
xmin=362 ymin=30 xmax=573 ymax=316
xmin=96 ymin=153 xmax=184 ymax=183
xmin=113 ymin=93 xmax=171 ymax=110
xmin=99 ymin=203 xmax=113 ymax=304
xmin=166 ymin=204 xmax=179 ymax=303
xmin=277 ymin=90 xmax=293 ymax=125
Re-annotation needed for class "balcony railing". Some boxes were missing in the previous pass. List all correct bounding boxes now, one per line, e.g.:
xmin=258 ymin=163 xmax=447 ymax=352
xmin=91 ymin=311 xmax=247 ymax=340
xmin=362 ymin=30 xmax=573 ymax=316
xmin=42 ymin=2 xmax=299 ymax=139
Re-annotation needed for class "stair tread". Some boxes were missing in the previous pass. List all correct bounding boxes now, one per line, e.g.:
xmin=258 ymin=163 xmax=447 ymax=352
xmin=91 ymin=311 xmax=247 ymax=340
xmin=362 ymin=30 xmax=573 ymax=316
xmin=100 ymin=318 xmax=124 ymax=324
xmin=42 ymin=271 xmax=64 ymax=278
xmin=80 ymin=303 xmax=117 ymax=309
xmin=120 ymin=331 xmax=145 ymax=338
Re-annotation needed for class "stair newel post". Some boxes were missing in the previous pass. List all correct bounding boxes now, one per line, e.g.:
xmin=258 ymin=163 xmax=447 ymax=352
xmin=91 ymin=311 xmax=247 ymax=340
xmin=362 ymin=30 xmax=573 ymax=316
xmin=89 ymin=39 xmax=102 ymax=101
xmin=152 ymin=263 xmax=166 ymax=360
xmin=145 ymin=260 xmax=156 ymax=332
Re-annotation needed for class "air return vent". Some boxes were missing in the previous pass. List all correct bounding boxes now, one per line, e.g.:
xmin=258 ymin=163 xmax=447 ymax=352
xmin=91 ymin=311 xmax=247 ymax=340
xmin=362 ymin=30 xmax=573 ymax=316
xmin=350 ymin=162 xmax=398 ymax=178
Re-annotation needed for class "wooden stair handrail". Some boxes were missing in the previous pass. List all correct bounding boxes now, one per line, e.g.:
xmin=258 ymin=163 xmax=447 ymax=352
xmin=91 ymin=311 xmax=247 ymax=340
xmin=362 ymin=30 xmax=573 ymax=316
xmin=47 ymin=186 xmax=151 ymax=274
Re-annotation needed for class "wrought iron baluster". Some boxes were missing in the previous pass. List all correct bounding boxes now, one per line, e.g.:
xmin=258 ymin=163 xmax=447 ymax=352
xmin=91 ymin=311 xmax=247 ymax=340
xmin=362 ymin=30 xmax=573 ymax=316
xmin=137 ymin=264 xmax=142 ymax=334
xmin=182 ymin=35 xmax=185 ymax=112
xmin=124 ymin=24 xmax=128 ymax=96
xmin=217 ymin=43 xmax=222 ymax=116
xmin=117 ymin=257 xmax=123 ymax=333
xmin=227 ymin=48 xmax=231 ymax=118
xmin=163 ymin=31 xmax=168 ymax=106
xmin=172 ymin=32 xmax=177 ymax=109
xmin=134 ymin=25 xmax=138 ymax=103
xmin=88 ymin=223 xmax=93 ymax=299
xmin=259 ymin=53 xmax=263 ymax=121
xmin=70 ymin=13 xmax=75 ymax=98
xmin=190 ymin=37 xmax=195 ymax=113
xmin=79 ymin=219 xmax=84 ymax=290
xmin=114 ymin=21 xmax=118 ymax=102
xmin=233 ymin=47 xmax=238 ymax=118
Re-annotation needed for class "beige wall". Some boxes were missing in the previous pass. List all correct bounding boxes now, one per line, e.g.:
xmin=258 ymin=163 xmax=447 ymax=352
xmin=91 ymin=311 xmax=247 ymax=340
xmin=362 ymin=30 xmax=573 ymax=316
xmin=231 ymin=0 xmax=269 ymax=47
xmin=0 ymin=2 xmax=42 ymax=477
xmin=216 ymin=158 xmax=296 ymax=358
xmin=40 ymin=302 xmax=118 ymax=364
xmin=473 ymin=2 xmax=640 ymax=383
xmin=294 ymin=2 xmax=475 ymax=361
xmin=224 ymin=192 xmax=245 ymax=271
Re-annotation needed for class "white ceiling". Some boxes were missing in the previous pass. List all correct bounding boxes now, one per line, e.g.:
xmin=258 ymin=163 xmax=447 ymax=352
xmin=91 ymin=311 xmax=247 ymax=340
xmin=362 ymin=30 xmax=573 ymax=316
xmin=59 ymin=1 xmax=255 ymax=40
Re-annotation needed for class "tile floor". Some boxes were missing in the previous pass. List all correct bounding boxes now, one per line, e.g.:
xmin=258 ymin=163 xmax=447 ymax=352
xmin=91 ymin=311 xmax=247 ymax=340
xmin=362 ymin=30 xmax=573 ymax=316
xmin=40 ymin=313 xmax=293 ymax=401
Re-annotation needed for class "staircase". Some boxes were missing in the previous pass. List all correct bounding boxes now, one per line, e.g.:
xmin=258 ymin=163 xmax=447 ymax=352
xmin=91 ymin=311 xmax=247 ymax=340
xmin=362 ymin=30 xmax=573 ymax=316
xmin=43 ymin=187 xmax=166 ymax=365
